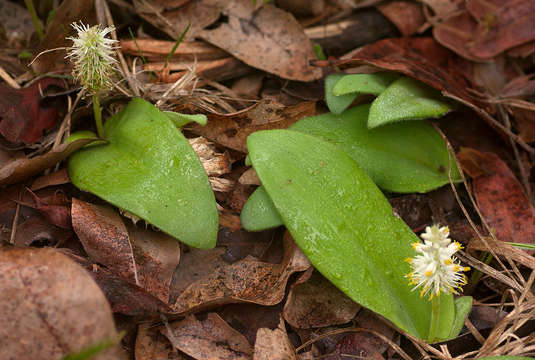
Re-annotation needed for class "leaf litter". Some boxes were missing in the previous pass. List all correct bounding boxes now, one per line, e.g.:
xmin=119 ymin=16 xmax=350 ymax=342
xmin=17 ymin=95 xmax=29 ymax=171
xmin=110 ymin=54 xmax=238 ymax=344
xmin=2 ymin=0 xmax=535 ymax=358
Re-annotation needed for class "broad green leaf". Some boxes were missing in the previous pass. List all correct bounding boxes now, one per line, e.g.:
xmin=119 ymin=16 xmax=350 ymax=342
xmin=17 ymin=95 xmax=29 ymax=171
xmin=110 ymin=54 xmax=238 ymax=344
xmin=164 ymin=111 xmax=207 ymax=127
xmin=240 ymin=186 xmax=282 ymax=231
xmin=247 ymin=129 xmax=451 ymax=339
xmin=368 ymin=77 xmax=452 ymax=129
xmin=69 ymin=98 xmax=218 ymax=249
xmin=325 ymin=74 xmax=357 ymax=115
xmin=241 ymin=105 xmax=461 ymax=232
xmin=332 ymin=72 xmax=399 ymax=96
xmin=448 ymin=296 xmax=472 ymax=339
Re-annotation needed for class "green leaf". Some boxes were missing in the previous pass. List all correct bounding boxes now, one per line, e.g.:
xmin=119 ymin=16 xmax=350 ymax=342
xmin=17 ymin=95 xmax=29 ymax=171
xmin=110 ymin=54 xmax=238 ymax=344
xmin=164 ymin=111 xmax=207 ymax=127
xmin=368 ymin=77 xmax=452 ymax=129
xmin=448 ymin=296 xmax=472 ymax=339
xmin=434 ymin=295 xmax=455 ymax=342
xmin=240 ymin=186 xmax=282 ymax=231
xmin=332 ymin=72 xmax=399 ymax=96
xmin=247 ymin=129 xmax=448 ymax=339
xmin=241 ymin=105 xmax=461 ymax=232
xmin=68 ymin=98 xmax=218 ymax=249
xmin=325 ymin=74 xmax=357 ymax=115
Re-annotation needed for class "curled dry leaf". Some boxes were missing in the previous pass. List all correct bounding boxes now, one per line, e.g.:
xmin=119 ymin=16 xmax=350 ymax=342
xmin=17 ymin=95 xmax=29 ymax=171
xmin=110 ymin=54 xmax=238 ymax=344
xmin=170 ymin=234 xmax=310 ymax=314
xmin=0 ymin=138 xmax=95 ymax=186
xmin=189 ymin=137 xmax=231 ymax=177
xmin=72 ymin=198 xmax=139 ymax=285
xmin=0 ymin=247 xmax=124 ymax=360
xmin=0 ymin=78 xmax=63 ymax=145
xmin=163 ymin=313 xmax=253 ymax=360
xmin=120 ymin=39 xmax=227 ymax=61
xmin=254 ymin=318 xmax=296 ymax=360
xmin=188 ymin=99 xmax=315 ymax=152
xmin=457 ymin=148 xmax=535 ymax=250
xmin=199 ymin=0 xmax=322 ymax=82
xmin=283 ymin=271 xmax=360 ymax=329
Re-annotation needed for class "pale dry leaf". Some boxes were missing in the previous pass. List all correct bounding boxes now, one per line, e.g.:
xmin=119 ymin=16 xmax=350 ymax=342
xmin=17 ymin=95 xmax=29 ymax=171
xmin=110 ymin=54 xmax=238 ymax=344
xmin=0 ymin=247 xmax=124 ymax=360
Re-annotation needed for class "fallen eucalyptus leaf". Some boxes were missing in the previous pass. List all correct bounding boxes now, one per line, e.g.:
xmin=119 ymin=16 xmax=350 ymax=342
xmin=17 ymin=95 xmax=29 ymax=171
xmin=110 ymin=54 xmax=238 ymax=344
xmin=68 ymin=98 xmax=218 ymax=249
xmin=368 ymin=77 xmax=452 ymax=128
xmin=247 ymin=129 xmax=454 ymax=339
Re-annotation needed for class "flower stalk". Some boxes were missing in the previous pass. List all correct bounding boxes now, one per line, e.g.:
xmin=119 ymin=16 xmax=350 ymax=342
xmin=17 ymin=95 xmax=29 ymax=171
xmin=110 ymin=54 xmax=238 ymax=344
xmin=406 ymin=225 xmax=470 ymax=342
xmin=66 ymin=22 xmax=118 ymax=138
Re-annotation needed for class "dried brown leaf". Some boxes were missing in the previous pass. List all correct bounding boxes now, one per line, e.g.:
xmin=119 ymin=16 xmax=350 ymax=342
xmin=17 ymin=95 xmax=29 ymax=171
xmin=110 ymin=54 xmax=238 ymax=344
xmin=0 ymin=247 xmax=124 ymax=359
xmin=253 ymin=318 xmax=296 ymax=360
xmin=0 ymin=138 xmax=95 ymax=186
xmin=134 ymin=0 xmax=220 ymax=40
xmin=170 ymin=234 xmax=310 ymax=314
xmin=377 ymin=1 xmax=425 ymax=37
xmin=135 ymin=323 xmax=185 ymax=360
xmin=65 ymin=250 xmax=171 ymax=316
xmin=128 ymin=224 xmax=181 ymax=304
xmin=188 ymin=99 xmax=315 ymax=152
xmin=283 ymin=271 xmax=360 ymax=329
xmin=163 ymin=313 xmax=253 ymax=360
xmin=457 ymin=148 xmax=535 ymax=250
xmin=199 ymin=1 xmax=322 ymax=81
xmin=72 ymin=198 xmax=139 ymax=284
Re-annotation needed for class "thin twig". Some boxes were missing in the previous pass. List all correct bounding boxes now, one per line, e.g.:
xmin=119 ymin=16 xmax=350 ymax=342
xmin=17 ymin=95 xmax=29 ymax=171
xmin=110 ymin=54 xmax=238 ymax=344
xmin=0 ymin=65 xmax=21 ymax=89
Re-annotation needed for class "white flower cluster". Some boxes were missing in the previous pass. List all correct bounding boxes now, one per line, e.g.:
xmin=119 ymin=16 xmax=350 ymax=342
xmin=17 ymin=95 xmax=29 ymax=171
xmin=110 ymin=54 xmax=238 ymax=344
xmin=406 ymin=225 xmax=470 ymax=299
xmin=66 ymin=22 xmax=118 ymax=94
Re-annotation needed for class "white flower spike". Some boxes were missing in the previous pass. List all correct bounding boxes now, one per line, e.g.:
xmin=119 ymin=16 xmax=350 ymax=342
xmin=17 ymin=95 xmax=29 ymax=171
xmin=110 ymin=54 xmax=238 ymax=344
xmin=406 ymin=225 xmax=470 ymax=299
xmin=66 ymin=22 xmax=118 ymax=94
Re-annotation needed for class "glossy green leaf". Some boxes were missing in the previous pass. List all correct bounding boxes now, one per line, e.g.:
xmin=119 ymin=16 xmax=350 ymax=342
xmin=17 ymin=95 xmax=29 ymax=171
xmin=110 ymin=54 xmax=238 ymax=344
xmin=247 ymin=129 xmax=451 ymax=339
xmin=68 ymin=98 xmax=218 ymax=249
xmin=325 ymin=74 xmax=357 ymax=115
xmin=164 ymin=111 xmax=207 ymax=127
xmin=240 ymin=186 xmax=282 ymax=231
xmin=241 ymin=105 xmax=461 ymax=232
xmin=368 ymin=77 xmax=452 ymax=129
xmin=448 ymin=296 xmax=472 ymax=339
xmin=332 ymin=72 xmax=399 ymax=96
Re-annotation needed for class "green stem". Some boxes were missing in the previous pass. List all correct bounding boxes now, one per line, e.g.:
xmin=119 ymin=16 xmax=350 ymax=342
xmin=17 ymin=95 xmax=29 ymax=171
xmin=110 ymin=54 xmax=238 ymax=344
xmin=24 ymin=0 xmax=44 ymax=41
xmin=93 ymin=95 xmax=104 ymax=138
xmin=428 ymin=296 xmax=440 ymax=343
